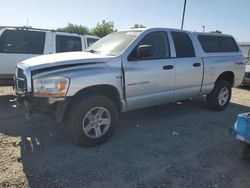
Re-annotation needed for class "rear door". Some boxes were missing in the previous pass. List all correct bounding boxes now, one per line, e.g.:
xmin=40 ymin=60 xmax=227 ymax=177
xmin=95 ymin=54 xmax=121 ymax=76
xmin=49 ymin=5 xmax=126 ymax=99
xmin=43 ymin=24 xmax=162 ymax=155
xmin=123 ymin=31 xmax=175 ymax=110
xmin=170 ymin=31 xmax=203 ymax=100
xmin=0 ymin=29 xmax=46 ymax=76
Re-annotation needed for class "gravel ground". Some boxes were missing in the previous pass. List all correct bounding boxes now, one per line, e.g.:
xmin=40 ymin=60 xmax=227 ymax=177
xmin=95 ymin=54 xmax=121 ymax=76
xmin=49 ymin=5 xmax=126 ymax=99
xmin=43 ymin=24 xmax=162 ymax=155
xmin=0 ymin=86 xmax=250 ymax=188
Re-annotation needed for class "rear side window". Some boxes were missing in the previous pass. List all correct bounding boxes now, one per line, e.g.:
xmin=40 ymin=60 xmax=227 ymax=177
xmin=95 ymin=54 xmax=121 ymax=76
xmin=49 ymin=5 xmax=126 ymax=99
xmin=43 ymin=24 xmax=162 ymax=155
xmin=87 ymin=38 xmax=98 ymax=47
xmin=56 ymin=35 xmax=82 ymax=53
xmin=0 ymin=30 xmax=45 ymax=54
xmin=171 ymin=32 xmax=195 ymax=58
xmin=198 ymin=35 xmax=239 ymax=53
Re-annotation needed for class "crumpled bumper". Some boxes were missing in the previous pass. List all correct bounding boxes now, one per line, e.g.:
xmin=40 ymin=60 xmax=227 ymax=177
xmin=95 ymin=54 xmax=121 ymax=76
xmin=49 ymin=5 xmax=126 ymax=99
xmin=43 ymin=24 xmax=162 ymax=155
xmin=16 ymin=95 xmax=69 ymax=123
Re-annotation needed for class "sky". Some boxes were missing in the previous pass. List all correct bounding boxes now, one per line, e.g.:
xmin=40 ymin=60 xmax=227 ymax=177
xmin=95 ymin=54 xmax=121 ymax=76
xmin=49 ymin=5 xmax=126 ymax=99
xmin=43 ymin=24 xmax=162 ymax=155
xmin=1 ymin=0 xmax=249 ymax=42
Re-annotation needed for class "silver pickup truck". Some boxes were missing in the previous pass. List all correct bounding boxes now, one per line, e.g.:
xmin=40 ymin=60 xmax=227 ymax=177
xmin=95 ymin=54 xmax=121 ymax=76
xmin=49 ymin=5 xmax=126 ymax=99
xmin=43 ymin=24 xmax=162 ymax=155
xmin=14 ymin=28 xmax=245 ymax=146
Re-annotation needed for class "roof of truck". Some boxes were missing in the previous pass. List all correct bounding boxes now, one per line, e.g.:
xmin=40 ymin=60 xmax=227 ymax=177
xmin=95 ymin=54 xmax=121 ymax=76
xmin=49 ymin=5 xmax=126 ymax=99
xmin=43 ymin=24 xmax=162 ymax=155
xmin=192 ymin=31 xmax=233 ymax=38
xmin=121 ymin=27 xmax=234 ymax=38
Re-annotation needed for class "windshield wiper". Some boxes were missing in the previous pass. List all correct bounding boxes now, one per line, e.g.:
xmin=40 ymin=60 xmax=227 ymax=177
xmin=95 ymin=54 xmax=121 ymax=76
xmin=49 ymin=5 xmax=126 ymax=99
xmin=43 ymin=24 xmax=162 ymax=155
xmin=86 ymin=49 xmax=100 ymax=54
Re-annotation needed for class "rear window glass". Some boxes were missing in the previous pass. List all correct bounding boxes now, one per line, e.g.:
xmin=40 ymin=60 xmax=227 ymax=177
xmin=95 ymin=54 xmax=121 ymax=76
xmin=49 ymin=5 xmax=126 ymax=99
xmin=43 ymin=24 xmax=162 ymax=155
xmin=0 ymin=30 xmax=45 ymax=54
xmin=171 ymin=32 xmax=195 ymax=58
xmin=198 ymin=35 xmax=239 ymax=53
xmin=56 ymin=35 xmax=82 ymax=53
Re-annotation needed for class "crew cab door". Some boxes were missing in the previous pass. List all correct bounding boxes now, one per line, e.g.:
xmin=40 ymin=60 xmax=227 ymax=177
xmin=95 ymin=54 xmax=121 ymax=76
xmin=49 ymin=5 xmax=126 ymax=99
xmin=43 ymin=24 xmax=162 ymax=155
xmin=122 ymin=31 xmax=175 ymax=111
xmin=170 ymin=31 xmax=203 ymax=100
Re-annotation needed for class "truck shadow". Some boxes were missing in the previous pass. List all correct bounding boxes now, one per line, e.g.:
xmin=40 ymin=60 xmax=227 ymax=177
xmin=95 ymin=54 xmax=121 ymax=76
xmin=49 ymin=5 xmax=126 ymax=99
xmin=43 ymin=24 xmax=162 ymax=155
xmin=0 ymin=94 xmax=250 ymax=187
xmin=239 ymin=85 xmax=250 ymax=91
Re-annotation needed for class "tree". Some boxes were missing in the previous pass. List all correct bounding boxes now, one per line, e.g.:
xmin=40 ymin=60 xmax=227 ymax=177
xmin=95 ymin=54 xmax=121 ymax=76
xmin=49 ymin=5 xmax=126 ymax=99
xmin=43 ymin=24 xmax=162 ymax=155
xmin=57 ymin=23 xmax=90 ymax=35
xmin=131 ymin=24 xmax=146 ymax=29
xmin=90 ymin=20 xmax=115 ymax=38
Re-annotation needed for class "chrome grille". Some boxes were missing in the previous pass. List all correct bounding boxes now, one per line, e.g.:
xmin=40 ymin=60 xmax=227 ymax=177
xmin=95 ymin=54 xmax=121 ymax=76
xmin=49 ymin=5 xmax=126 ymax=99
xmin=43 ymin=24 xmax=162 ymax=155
xmin=17 ymin=80 xmax=25 ymax=90
xmin=17 ymin=68 xmax=25 ymax=78
xmin=15 ymin=67 xmax=27 ymax=94
xmin=246 ymin=72 xmax=250 ymax=78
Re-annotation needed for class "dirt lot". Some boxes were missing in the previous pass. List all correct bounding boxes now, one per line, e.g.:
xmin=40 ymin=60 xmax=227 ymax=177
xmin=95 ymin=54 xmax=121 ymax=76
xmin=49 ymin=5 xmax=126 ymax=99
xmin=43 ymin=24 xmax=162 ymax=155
xmin=0 ymin=86 xmax=250 ymax=188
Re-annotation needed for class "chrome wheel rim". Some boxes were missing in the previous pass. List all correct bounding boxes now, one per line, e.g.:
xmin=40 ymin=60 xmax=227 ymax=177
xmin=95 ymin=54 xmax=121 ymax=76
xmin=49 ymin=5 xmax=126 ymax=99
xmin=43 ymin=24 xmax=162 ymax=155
xmin=82 ymin=107 xmax=111 ymax=139
xmin=218 ymin=87 xmax=229 ymax=106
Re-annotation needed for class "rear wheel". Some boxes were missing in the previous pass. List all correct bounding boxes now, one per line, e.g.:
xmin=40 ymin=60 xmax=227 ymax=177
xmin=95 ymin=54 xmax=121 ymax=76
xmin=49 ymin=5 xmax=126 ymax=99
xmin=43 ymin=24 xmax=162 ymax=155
xmin=207 ymin=80 xmax=232 ymax=111
xmin=68 ymin=95 xmax=119 ymax=146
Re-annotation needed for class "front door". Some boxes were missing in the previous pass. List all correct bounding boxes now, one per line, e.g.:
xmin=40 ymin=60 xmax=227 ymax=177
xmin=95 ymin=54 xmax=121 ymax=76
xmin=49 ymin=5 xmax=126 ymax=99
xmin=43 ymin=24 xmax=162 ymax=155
xmin=122 ymin=31 xmax=175 ymax=111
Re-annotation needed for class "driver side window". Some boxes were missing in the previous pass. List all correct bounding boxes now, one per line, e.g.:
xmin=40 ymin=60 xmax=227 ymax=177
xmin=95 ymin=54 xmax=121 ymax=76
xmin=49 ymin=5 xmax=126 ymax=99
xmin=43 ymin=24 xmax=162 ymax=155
xmin=128 ymin=31 xmax=170 ymax=61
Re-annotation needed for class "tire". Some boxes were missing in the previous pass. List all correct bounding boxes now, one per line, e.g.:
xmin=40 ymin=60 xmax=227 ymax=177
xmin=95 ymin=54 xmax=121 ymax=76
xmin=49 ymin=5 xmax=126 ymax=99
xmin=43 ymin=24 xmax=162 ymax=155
xmin=68 ymin=95 xmax=119 ymax=147
xmin=207 ymin=80 xmax=232 ymax=111
xmin=239 ymin=141 xmax=250 ymax=160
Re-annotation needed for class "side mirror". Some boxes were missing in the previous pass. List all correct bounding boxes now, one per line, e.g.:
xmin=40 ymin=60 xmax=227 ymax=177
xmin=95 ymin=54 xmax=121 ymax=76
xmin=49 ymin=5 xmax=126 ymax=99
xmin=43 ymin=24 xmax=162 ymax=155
xmin=136 ymin=45 xmax=153 ymax=58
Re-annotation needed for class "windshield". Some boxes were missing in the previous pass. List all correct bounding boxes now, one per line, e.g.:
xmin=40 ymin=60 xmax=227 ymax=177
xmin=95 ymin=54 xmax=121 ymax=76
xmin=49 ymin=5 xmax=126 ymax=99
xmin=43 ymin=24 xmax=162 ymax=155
xmin=86 ymin=31 xmax=142 ymax=56
xmin=246 ymin=59 xmax=250 ymax=65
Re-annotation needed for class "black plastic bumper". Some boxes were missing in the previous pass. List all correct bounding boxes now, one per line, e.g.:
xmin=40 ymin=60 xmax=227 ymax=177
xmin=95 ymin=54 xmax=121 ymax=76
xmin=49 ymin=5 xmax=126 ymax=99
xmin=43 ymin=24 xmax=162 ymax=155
xmin=16 ymin=96 xmax=69 ymax=123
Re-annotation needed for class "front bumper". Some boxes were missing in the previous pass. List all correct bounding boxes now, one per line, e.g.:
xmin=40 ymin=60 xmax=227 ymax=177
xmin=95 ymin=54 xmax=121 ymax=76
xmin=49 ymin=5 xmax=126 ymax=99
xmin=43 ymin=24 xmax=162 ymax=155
xmin=16 ymin=95 xmax=69 ymax=123
xmin=14 ymin=65 xmax=70 ymax=122
xmin=17 ymin=96 xmax=51 ymax=113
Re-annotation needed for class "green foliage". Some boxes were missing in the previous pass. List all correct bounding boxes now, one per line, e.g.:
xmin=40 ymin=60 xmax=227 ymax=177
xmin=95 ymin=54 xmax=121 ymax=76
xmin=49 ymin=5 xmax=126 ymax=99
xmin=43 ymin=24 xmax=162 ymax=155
xmin=57 ymin=20 xmax=116 ymax=38
xmin=89 ymin=20 xmax=115 ymax=38
xmin=57 ymin=23 xmax=90 ymax=35
xmin=131 ymin=24 xmax=146 ymax=29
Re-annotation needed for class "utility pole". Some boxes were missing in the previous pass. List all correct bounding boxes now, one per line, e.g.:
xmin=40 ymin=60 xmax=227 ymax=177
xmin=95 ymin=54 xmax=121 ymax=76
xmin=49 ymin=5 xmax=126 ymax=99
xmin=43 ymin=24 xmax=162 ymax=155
xmin=181 ymin=0 xmax=187 ymax=30
xmin=202 ymin=25 xmax=205 ymax=32
xmin=26 ymin=18 xmax=29 ymax=27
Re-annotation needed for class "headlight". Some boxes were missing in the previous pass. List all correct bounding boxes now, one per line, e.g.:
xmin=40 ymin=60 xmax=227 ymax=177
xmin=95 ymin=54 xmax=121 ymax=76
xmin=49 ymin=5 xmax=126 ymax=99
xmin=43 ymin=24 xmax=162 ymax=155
xmin=33 ymin=76 xmax=70 ymax=97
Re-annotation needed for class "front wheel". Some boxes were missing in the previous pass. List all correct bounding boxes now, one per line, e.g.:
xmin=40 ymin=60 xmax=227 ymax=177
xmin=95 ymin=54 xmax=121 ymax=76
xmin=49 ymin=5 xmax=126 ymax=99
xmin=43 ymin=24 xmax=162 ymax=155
xmin=68 ymin=95 xmax=119 ymax=146
xmin=207 ymin=80 xmax=232 ymax=111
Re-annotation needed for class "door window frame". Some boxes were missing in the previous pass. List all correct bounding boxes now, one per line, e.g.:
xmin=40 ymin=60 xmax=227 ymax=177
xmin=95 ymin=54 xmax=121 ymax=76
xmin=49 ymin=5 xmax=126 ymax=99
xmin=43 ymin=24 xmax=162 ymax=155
xmin=127 ymin=31 xmax=171 ymax=61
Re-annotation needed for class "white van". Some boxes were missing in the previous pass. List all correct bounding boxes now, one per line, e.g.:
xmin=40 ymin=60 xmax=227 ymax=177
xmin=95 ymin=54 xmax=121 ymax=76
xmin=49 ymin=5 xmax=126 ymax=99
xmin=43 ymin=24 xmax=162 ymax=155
xmin=0 ymin=26 xmax=99 ymax=85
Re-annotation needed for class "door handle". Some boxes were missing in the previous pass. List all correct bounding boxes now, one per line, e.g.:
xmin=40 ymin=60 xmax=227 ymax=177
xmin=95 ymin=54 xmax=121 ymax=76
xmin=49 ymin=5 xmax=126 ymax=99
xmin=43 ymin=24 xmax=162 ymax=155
xmin=193 ymin=63 xmax=201 ymax=67
xmin=163 ymin=65 xmax=174 ymax=70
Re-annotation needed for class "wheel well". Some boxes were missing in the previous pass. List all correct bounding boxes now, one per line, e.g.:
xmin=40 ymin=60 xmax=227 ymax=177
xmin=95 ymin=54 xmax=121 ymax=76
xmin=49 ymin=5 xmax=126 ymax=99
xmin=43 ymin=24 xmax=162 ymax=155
xmin=61 ymin=85 xmax=122 ymax=123
xmin=216 ymin=71 xmax=234 ymax=87
xmin=73 ymin=85 xmax=122 ymax=111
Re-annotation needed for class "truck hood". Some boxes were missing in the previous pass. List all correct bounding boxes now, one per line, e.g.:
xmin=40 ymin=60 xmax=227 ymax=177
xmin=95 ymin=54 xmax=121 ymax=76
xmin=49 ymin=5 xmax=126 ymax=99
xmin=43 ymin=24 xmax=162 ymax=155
xmin=19 ymin=51 xmax=112 ymax=71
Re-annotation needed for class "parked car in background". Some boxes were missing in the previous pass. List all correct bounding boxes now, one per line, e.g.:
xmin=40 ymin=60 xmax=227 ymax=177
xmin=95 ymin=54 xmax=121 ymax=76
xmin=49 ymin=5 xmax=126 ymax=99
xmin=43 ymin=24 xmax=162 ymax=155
xmin=238 ymin=42 xmax=250 ymax=59
xmin=242 ymin=59 xmax=250 ymax=86
xmin=0 ymin=26 xmax=99 ymax=85
xmin=14 ymin=28 xmax=245 ymax=146
xmin=238 ymin=42 xmax=250 ymax=86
